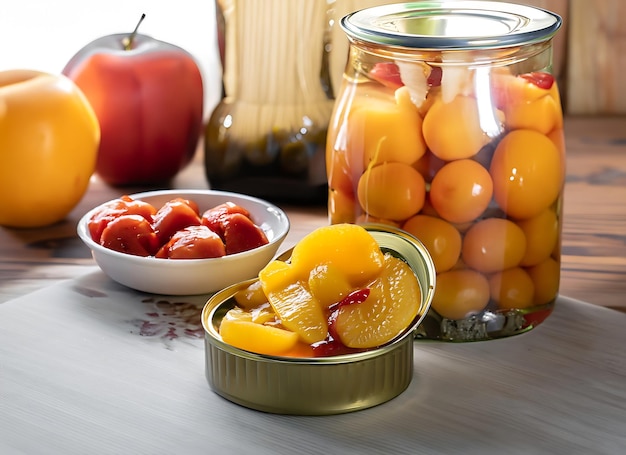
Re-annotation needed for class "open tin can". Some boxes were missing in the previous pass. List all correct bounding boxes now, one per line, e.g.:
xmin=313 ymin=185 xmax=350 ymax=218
xmin=201 ymin=225 xmax=436 ymax=415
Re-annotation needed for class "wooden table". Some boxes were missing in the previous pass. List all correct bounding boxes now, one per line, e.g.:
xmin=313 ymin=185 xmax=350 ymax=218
xmin=1 ymin=115 xmax=625 ymax=311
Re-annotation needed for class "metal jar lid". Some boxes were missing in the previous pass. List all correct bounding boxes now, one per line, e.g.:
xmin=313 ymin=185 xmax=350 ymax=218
xmin=341 ymin=1 xmax=562 ymax=50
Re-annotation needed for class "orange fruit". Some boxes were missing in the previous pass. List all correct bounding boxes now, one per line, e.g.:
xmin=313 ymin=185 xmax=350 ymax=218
xmin=0 ymin=70 xmax=100 ymax=227
xmin=429 ymin=159 xmax=494 ymax=224
xmin=516 ymin=208 xmax=559 ymax=267
xmin=357 ymin=161 xmax=426 ymax=221
xmin=334 ymin=254 xmax=421 ymax=349
xmin=489 ymin=267 xmax=535 ymax=310
xmin=347 ymin=85 xmax=426 ymax=167
xmin=422 ymin=95 xmax=490 ymax=161
xmin=219 ymin=317 xmax=299 ymax=356
xmin=289 ymin=223 xmax=384 ymax=286
xmin=526 ymin=257 xmax=560 ymax=305
xmin=431 ymin=269 xmax=490 ymax=320
xmin=462 ymin=218 xmax=527 ymax=273
xmin=490 ymin=129 xmax=564 ymax=220
xmin=259 ymin=260 xmax=328 ymax=344
xmin=402 ymin=214 xmax=462 ymax=273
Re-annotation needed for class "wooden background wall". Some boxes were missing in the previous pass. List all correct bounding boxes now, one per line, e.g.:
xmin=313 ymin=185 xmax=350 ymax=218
xmin=501 ymin=0 xmax=625 ymax=115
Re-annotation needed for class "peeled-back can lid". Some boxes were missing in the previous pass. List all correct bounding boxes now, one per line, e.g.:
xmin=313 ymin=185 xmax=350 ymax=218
xmin=341 ymin=1 xmax=562 ymax=50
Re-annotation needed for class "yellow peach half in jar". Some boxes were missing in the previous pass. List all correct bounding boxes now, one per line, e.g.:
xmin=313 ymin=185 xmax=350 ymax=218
xmin=346 ymin=85 xmax=426 ymax=167
xmin=422 ymin=95 xmax=491 ymax=161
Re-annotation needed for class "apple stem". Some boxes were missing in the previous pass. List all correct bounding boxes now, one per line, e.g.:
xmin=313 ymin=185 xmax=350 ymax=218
xmin=122 ymin=13 xmax=146 ymax=50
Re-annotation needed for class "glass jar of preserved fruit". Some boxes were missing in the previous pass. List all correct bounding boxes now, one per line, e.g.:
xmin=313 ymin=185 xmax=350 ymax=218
xmin=204 ymin=0 xmax=334 ymax=203
xmin=327 ymin=2 xmax=564 ymax=341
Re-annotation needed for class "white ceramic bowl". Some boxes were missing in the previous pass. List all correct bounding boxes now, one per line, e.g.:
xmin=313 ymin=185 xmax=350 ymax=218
xmin=77 ymin=189 xmax=290 ymax=295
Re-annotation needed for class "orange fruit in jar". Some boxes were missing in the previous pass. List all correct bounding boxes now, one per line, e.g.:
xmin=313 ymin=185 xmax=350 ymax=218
xmin=526 ymin=257 xmax=560 ymax=305
xmin=327 ymin=148 xmax=355 ymax=197
xmin=462 ymin=218 xmax=527 ymax=274
xmin=489 ymin=267 xmax=535 ymax=310
xmin=429 ymin=159 xmax=494 ymax=224
xmin=346 ymin=85 xmax=426 ymax=167
xmin=516 ymin=208 xmax=559 ymax=267
xmin=431 ymin=269 xmax=490 ymax=320
xmin=329 ymin=188 xmax=357 ymax=225
xmin=490 ymin=129 xmax=564 ymax=220
xmin=402 ymin=214 xmax=462 ymax=273
xmin=357 ymin=161 xmax=426 ymax=221
xmin=412 ymin=149 xmax=446 ymax=183
xmin=505 ymin=92 xmax=562 ymax=135
xmin=422 ymin=95 xmax=491 ymax=161
xmin=496 ymin=74 xmax=563 ymax=135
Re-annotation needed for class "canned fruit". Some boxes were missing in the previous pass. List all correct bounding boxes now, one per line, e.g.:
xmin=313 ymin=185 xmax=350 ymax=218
xmin=220 ymin=316 xmax=299 ymax=356
xmin=100 ymin=214 xmax=160 ymax=257
xmin=526 ymin=257 xmax=560 ymax=305
xmin=308 ymin=264 xmax=354 ymax=309
xmin=431 ymin=269 xmax=490 ymax=320
xmin=429 ymin=159 xmax=494 ymax=224
xmin=357 ymin=162 xmax=426 ymax=221
xmin=224 ymin=224 xmax=423 ymax=357
xmin=493 ymin=72 xmax=563 ymax=134
xmin=347 ymin=86 xmax=426 ymax=167
xmin=462 ymin=218 xmax=527 ymax=274
xmin=289 ymin=223 xmax=384 ymax=285
xmin=156 ymin=225 xmax=226 ymax=259
xmin=517 ymin=209 xmax=559 ymax=267
xmin=422 ymin=96 xmax=491 ymax=161
xmin=402 ymin=215 xmax=461 ymax=273
xmin=489 ymin=267 xmax=535 ymax=310
xmin=88 ymin=195 xmax=268 ymax=258
xmin=490 ymin=129 xmax=564 ymax=220
xmin=333 ymin=254 xmax=422 ymax=349
xmin=259 ymin=260 xmax=328 ymax=344
xmin=328 ymin=62 xmax=564 ymax=327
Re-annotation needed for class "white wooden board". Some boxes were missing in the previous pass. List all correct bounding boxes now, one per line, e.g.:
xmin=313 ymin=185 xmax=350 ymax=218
xmin=1 ymin=270 xmax=625 ymax=454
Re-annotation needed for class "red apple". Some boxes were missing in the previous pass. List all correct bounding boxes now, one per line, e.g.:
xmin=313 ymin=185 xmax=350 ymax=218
xmin=62 ymin=21 xmax=203 ymax=186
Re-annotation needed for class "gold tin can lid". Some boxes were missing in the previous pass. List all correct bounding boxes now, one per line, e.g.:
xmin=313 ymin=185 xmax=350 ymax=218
xmin=342 ymin=1 xmax=562 ymax=50
xmin=201 ymin=224 xmax=436 ymax=415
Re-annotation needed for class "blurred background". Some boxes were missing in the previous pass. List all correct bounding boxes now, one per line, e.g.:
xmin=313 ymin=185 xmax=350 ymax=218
xmin=1 ymin=0 xmax=625 ymax=115
xmin=0 ymin=0 xmax=223 ymax=116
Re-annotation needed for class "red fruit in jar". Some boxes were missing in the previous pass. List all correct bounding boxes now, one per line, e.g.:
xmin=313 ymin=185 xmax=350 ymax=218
xmin=520 ymin=72 xmax=554 ymax=90
xmin=88 ymin=195 xmax=157 ymax=243
xmin=99 ymin=214 xmax=159 ymax=257
xmin=201 ymin=202 xmax=250 ymax=238
xmin=152 ymin=198 xmax=202 ymax=245
xmin=369 ymin=62 xmax=403 ymax=89
xmin=222 ymin=213 xmax=269 ymax=255
xmin=155 ymin=225 xmax=226 ymax=259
